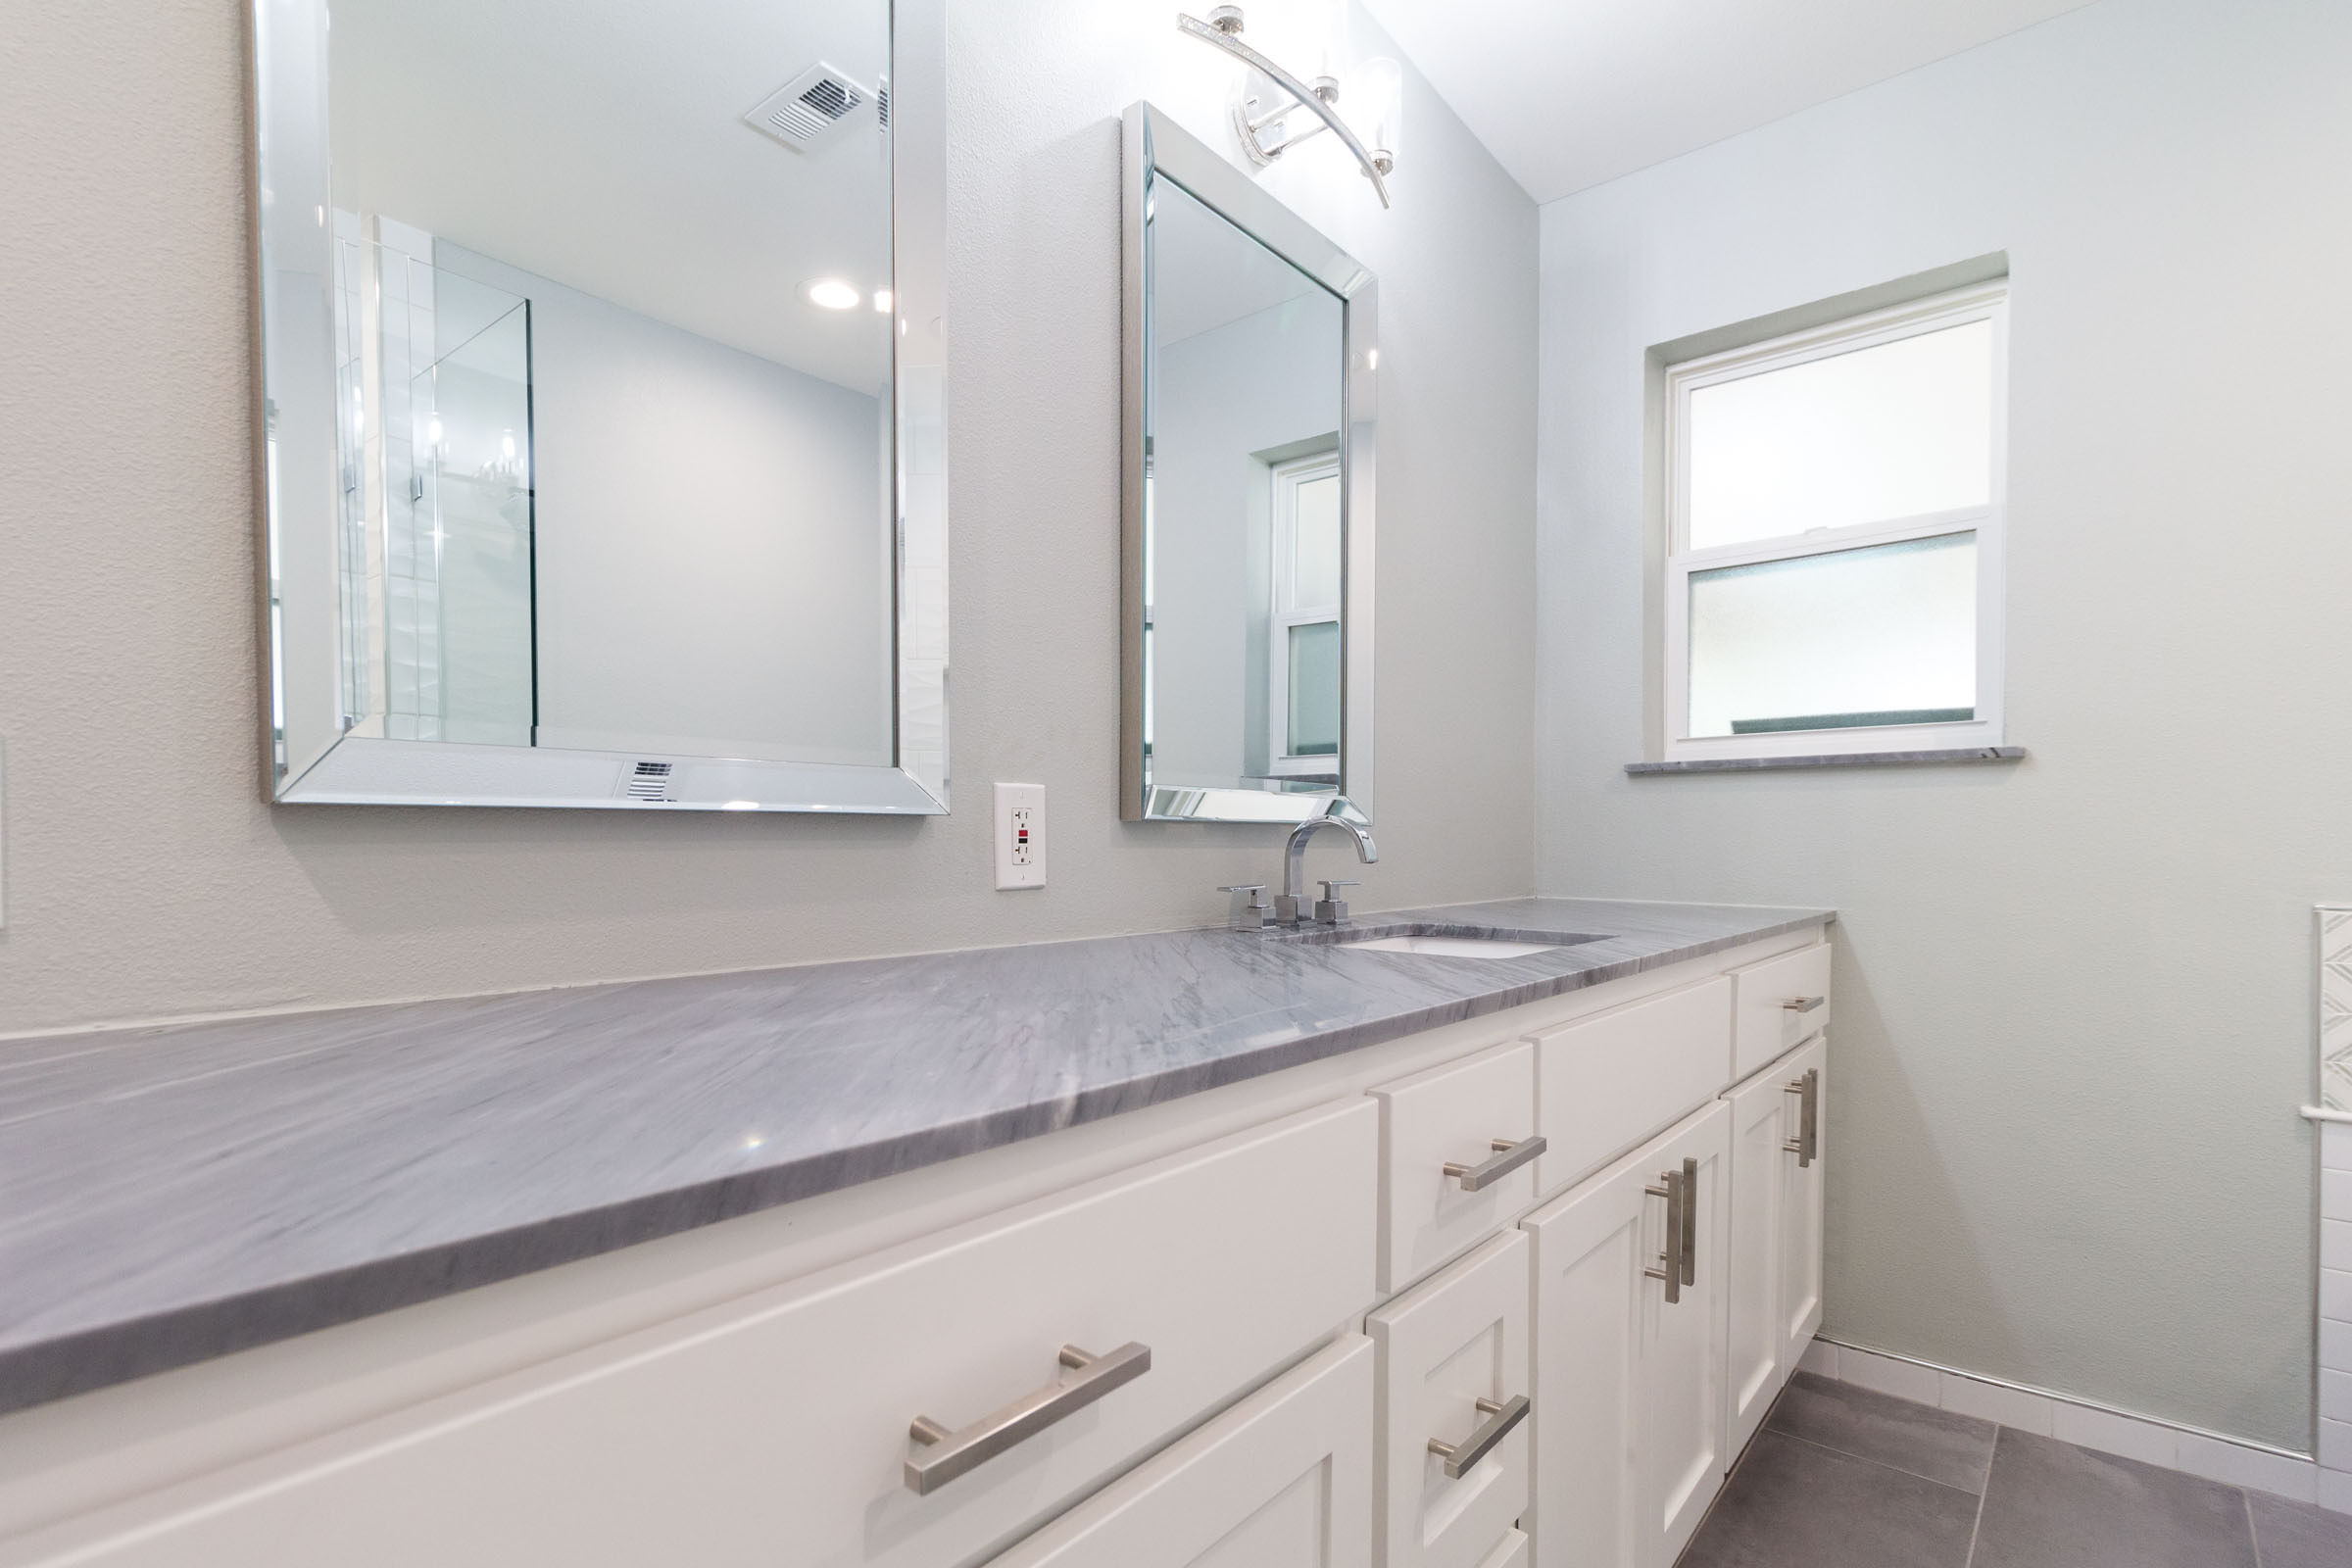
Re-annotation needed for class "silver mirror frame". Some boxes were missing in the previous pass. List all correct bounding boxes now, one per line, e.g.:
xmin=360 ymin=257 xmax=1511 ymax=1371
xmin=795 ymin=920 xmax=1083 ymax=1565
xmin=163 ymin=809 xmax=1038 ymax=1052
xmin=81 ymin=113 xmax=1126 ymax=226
xmin=1119 ymin=102 xmax=1376 ymax=825
xmin=244 ymin=0 xmax=949 ymax=813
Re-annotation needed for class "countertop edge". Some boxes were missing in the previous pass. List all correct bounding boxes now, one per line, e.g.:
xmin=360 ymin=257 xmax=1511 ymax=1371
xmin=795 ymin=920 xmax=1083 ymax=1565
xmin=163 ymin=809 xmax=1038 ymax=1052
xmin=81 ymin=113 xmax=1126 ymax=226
xmin=0 ymin=910 xmax=1832 ymax=1415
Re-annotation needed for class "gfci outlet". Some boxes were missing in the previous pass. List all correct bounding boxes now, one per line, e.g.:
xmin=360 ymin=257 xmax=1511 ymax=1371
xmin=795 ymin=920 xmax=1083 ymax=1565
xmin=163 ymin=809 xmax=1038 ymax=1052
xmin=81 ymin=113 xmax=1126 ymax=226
xmin=994 ymin=783 xmax=1046 ymax=890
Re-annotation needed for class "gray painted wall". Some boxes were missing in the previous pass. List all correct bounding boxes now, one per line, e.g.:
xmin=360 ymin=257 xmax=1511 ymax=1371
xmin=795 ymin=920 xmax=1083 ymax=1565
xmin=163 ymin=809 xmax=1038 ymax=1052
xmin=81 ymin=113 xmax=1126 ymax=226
xmin=0 ymin=0 xmax=1536 ymax=1034
xmin=438 ymin=242 xmax=894 ymax=767
xmin=1536 ymin=0 xmax=2352 ymax=1448
xmin=1152 ymin=298 xmax=1343 ymax=788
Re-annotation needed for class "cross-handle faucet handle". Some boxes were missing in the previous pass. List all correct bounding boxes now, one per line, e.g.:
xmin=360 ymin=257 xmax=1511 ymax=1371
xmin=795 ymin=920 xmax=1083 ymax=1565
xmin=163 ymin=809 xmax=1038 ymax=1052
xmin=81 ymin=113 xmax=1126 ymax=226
xmin=1314 ymin=880 xmax=1360 ymax=925
xmin=1218 ymin=884 xmax=1273 ymax=931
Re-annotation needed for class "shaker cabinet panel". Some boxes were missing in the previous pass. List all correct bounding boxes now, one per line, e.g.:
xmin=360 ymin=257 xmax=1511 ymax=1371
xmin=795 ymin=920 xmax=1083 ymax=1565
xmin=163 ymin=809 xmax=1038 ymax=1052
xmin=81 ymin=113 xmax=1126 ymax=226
xmin=20 ymin=1102 xmax=1380 ymax=1568
xmin=1722 ymin=1035 xmax=1829 ymax=1464
xmin=1523 ymin=1102 xmax=1731 ymax=1568
xmin=1730 ymin=943 xmax=1831 ymax=1081
xmin=1531 ymin=978 xmax=1731 ymax=1197
xmin=1367 ymin=1231 xmax=1533 ymax=1568
xmin=1373 ymin=1042 xmax=1540 ymax=1294
xmin=987 ymin=1336 xmax=1376 ymax=1568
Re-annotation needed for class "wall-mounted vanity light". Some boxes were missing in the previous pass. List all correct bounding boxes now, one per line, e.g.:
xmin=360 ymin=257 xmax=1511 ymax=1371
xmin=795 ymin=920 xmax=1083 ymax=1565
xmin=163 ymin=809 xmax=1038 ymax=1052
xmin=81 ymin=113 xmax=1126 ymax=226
xmin=1176 ymin=7 xmax=1400 ymax=208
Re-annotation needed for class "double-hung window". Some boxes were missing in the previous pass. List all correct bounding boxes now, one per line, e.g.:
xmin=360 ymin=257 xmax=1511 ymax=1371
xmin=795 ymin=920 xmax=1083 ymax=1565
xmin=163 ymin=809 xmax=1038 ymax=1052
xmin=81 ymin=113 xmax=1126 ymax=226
xmin=1662 ymin=282 xmax=2008 ymax=762
xmin=1268 ymin=451 xmax=1343 ymax=778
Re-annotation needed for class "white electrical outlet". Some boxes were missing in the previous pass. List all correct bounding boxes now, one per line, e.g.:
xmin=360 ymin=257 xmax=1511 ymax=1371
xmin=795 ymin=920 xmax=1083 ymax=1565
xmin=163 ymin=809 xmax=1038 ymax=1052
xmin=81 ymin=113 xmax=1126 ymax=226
xmin=994 ymin=782 xmax=1046 ymax=890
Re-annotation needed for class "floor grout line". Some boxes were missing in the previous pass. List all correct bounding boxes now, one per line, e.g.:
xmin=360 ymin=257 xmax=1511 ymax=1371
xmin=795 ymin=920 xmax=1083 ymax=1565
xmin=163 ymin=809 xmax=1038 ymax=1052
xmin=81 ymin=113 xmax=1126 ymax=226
xmin=1767 ymin=1427 xmax=1984 ymax=1501
xmin=1962 ymin=1425 xmax=2001 ymax=1568
xmin=2245 ymin=1486 xmax=2263 ymax=1568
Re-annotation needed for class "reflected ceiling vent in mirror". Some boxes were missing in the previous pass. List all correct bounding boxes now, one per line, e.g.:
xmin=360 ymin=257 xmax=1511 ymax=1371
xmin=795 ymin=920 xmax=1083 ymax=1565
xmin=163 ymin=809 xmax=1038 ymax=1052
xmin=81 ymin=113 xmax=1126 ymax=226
xmin=623 ymin=760 xmax=674 ymax=802
xmin=745 ymin=65 xmax=874 ymax=152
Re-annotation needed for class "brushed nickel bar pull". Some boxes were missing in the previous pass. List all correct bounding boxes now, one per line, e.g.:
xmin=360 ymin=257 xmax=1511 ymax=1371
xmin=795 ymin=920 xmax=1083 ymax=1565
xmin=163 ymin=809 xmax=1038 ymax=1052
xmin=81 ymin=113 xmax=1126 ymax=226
xmin=1427 ymin=1394 xmax=1531 ymax=1479
xmin=1443 ymin=1135 xmax=1547 ymax=1193
xmin=905 ymin=1342 xmax=1152 ymax=1494
xmin=1783 ymin=995 xmax=1826 ymax=1013
xmin=1643 ymin=1167 xmax=1683 ymax=1303
xmin=1782 ymin=1068 xmax=1820 ymax=1167
xmin=1679 ymin=1155 xmax=1699 ymax=1288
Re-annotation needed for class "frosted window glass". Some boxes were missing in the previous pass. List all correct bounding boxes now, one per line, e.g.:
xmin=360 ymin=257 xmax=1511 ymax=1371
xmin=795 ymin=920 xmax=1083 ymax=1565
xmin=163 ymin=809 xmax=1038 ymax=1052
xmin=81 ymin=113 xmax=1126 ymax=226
xmin=1687 ymin=320 xmax=1991 ymax=550
xmin=1688 ymin=533 xmax=1976 ymax=739
xmin=1293 ymin=472 xmax=1342 ymax=608
xmin=1288 ymin=620 xmax=1341 ymax=757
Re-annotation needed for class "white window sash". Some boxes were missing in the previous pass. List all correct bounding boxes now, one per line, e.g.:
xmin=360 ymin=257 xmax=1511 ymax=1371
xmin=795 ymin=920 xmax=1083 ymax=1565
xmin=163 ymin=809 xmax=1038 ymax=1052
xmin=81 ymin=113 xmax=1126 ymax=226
xmin=1269 ymin=452 xmax=1342 ymax=775
xmin=1661 ymin=283 xmax=2009 ymax=761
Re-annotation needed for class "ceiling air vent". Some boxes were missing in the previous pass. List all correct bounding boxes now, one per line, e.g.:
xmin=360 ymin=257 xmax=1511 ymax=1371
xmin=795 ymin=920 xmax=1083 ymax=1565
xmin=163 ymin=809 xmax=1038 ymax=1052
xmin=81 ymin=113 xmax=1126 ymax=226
xmin=745 ymin=65 xmax=873 ymax=153
xmin=623 ymin=760 xmax=673 ymax=803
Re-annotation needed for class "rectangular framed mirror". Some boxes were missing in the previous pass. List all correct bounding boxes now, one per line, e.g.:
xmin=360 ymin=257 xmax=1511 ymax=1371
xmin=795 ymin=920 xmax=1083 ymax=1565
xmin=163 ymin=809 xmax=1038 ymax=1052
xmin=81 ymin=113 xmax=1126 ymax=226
xmin=1121 ymin=103 xmax=1375 ymax=824
xmin=248 ymin=0 xmax=947 ymax=811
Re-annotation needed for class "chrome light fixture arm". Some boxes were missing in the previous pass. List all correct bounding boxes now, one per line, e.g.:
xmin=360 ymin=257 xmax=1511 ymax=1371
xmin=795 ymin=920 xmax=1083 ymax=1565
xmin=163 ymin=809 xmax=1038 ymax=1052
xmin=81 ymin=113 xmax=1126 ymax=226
xmin=1176 ymin=11 xmax=1394 ymax=208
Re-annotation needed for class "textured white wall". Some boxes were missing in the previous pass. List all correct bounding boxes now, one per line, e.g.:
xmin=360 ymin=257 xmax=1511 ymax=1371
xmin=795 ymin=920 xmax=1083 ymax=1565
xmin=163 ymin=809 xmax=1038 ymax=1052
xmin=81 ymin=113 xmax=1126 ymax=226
xmin=0 ymin=0 xmax=1536 ymax=1034
xmin=1536 ymin=0 xmax=2352 ymax=1449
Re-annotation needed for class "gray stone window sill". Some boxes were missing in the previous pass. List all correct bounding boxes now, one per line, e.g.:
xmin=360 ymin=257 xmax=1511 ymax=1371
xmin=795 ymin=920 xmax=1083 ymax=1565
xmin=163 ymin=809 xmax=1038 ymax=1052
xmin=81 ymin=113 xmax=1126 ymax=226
xmin=1626 ymin=746 xmax=2028 ymax=776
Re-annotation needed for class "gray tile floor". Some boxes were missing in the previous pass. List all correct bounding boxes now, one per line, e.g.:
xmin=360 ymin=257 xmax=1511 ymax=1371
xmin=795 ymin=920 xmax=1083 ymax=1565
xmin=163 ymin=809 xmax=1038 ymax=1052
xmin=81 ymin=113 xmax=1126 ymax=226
xmin=1677 ymin=1373 xmax=2352 ymax=1568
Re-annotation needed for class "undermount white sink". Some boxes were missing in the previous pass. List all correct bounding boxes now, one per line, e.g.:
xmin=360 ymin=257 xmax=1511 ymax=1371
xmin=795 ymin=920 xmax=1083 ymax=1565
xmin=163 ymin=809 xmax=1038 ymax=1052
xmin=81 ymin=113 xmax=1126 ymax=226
xmin=1341 ymin=935 xmax=1565 ymax=959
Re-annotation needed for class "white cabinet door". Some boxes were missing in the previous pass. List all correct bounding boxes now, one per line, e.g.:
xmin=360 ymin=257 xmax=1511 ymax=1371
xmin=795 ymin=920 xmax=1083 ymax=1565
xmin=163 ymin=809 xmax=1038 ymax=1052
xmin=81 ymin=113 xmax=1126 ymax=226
xmin=1640 ymin=1103 xmax=1730 ymax=1568
xmin=1722 ymin=1036 xmax=1828 ymax=1463
xmin=987 ymin=1336 xmax=1375 ymax=1568
xmin=1774 ymin=1037 xmax=1827 ymax=1376
xmin=16 ymin=1102 xmax=1379 ymax=1568
xmin=1367 ymin=1231 xmax=1532 ymax=1568
xmin=1522 ymin=1102 xmax=1730 ymax=1568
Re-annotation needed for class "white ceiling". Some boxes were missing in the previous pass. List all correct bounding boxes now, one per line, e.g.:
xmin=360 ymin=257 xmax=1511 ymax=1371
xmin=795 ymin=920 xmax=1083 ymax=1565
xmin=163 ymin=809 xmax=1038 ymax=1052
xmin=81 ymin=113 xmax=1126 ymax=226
xmin=1358 ymin=0 xmax=2099 ymax=203
xmin=331 ymin=0 xmax=892 ymax=392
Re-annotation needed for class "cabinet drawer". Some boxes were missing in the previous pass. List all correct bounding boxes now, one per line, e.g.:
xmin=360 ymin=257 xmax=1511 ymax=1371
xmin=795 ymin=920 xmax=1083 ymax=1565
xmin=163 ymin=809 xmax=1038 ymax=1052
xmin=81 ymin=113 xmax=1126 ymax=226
xmin=1368 ymin=1231 xmax=1532 ymax=1568
xmin=26 ymin=1102 xmax=1380 ymax=1568
xmin=1731 ymin=942 xmax=1830 ymax=1080
xmin=1532 ymin=979 xmax=1730 ymax=1197
xmin=1372 ymin=1043 xmax=1540 ymax=1293
xmin=987 ymin=1335 xmax=1374 ymax=1567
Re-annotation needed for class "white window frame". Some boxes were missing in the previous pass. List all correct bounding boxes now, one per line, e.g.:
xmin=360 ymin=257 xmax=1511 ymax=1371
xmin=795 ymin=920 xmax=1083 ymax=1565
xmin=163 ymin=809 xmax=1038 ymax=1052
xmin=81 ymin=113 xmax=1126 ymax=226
xmin=1661 ymin=281 xmax=2009 ymax=763
xmin=1268 ymin=450 xmax=1343 ymax=778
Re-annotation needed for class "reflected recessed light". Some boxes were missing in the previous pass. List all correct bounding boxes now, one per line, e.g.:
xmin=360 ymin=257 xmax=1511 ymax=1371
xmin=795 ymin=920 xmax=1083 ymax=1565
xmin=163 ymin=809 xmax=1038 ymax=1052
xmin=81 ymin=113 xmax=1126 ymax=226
xmin=803 ymin=277 xmax=860 ymax=311
xmin=872 ymin=289 xmax=894 ymax=314
xmin=720 ymin=799 xmax=760 ymax=810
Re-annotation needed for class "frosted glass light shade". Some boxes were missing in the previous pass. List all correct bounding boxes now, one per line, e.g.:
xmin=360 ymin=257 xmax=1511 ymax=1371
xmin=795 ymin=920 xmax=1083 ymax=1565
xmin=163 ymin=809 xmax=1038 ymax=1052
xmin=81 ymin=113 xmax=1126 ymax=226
xmin=1687 ymin=532 xmax=1977 ymax=739
xmin=1360 ymin=56 xmax=1402 ymax=160
xmin=1686 ymin=320 xmax=1991 ymax=550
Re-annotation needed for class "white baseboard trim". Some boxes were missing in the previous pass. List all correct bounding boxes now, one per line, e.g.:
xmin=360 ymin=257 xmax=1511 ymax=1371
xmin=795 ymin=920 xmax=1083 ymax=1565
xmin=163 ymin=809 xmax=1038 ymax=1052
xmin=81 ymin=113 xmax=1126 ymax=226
xmin=1800 ymin=1336 xmax=2341 ymax=1512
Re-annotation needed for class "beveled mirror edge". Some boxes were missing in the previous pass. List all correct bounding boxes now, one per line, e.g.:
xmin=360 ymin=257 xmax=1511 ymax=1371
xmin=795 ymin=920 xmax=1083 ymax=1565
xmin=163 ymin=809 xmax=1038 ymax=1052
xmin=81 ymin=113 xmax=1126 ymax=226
xmin=1118 ymin=101 xmax=1376 ymax=825
xmin=246 ymin=0 xmax=949 ymax=814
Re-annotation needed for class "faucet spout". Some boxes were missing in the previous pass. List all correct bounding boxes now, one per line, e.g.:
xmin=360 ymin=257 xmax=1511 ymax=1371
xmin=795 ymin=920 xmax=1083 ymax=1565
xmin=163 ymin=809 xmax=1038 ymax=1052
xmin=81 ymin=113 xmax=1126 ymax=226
xmin=1277 ymin=816 xmax=1377 ymax=925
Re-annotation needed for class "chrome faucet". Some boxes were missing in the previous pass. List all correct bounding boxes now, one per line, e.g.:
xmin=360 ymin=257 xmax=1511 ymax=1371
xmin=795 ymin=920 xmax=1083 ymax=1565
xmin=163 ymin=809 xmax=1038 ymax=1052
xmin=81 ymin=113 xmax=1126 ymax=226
xmin=1275 ymin=816 xmax=1378 ymax=925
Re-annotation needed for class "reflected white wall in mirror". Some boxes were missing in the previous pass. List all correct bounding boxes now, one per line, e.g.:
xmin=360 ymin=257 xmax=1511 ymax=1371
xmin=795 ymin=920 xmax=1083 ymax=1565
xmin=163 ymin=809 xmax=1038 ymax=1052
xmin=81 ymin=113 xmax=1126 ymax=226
xmin=252 ymin=0 xmax=947 ymax=810
xmin=1121 ymin=103 xmax=1375 ymax=825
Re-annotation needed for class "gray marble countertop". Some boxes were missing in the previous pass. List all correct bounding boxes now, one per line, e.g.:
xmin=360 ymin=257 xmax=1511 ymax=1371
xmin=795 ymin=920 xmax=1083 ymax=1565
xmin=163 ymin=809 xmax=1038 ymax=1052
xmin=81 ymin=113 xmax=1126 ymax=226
xmin=0 ymin=898 xmax=1829 ymax=1414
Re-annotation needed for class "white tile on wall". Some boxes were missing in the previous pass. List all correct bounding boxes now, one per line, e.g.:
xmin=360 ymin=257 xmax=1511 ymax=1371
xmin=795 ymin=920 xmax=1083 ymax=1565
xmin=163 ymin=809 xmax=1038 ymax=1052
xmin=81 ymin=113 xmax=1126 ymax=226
xmin=2326 ymin=1317 xmax=2352 ymax=1374
xmin=2323 ymin=908 xmax=2352 ymax=1113
xmin=1797 ymin=1339 xmax=1839 ymax=1378
xmin=1940 ymin=1371 xmax=2055 ymax=1434
xmin=2325 ymin=1269 xmax=2352 ymax=1325
xmin=2053 ymin=1400 xmax=2178 ymax=1467
xmin=2324 ymin=1465 xmax=2352 ymax=1514
xmin=2326 ymin=1122 xmax=2352 ymax=1173
xmin=2327 ymin=1169 xmax=2352 ymax=1221
xmin=2327 ymin=1220 xmax=2352 ymax=1274
xmin=2323 ymin=1417 xmax=2352 ymax=1472
xmin=2175 ymin=1431 xmax=2318 ymax=1502
xmin=1838 ymin=1347 xmax=1941 ymax=1405
xmin=2327 ymin=1369 xmax=2352 ymax=1426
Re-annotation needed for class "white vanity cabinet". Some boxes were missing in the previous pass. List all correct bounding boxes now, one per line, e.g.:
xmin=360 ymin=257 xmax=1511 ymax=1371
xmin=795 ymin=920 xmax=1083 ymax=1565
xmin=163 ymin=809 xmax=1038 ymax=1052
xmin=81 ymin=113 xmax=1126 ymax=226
xmin=0 ymin=930 xmax=1831 ymax=1568
xmin=1722 ymin=1035 xmax=1828 ymax=1459
xmin=986 ymin=1336 xmax=1377 ymax=1568
xmin=1522 ymin=1103 xmax=1732 ymax=1568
